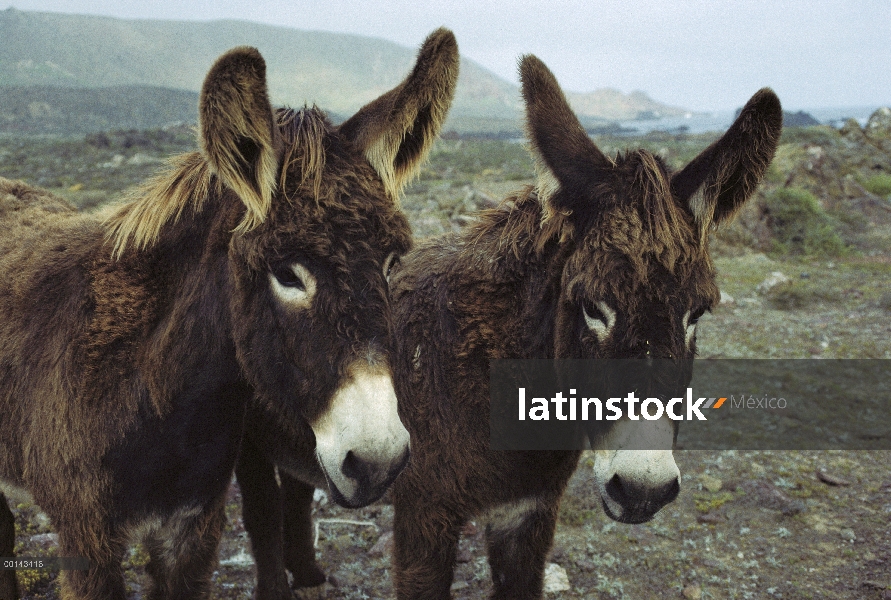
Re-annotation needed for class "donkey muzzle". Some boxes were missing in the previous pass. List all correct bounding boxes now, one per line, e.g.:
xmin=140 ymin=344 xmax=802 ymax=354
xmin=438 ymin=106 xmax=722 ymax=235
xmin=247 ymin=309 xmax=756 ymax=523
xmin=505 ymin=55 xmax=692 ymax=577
xmin=595 ymin=448 xmax=681 ymax=524
xmin=311 ymin=365 xmax=410 ymax=508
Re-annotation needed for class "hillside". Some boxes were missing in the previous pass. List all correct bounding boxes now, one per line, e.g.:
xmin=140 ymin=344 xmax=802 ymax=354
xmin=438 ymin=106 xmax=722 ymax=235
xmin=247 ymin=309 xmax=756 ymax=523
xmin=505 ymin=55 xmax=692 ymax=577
xmin=0 ymin=8 xmax=684 ymax=133
xmin=0 ymin=86 xmax=198 ymax=134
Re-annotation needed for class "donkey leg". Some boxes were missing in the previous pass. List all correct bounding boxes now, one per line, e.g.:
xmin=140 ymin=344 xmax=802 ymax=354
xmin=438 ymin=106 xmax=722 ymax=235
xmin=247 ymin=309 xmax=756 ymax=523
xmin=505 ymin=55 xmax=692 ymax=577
xmin=485 ymin=499 xmax=560 ymax=600
xmin=279 ymin=473 xmax=325 ymax=588
xmin=0 ymin=493 xmax=20 ymax=600
xmin=143 ymin=495 xmax=226 ymax=600
xmin=235 ymin=439 xmax=294 ymax=599
xmin=392 ymin=492 xmax=462 ymax=600
xmin=56 ymin=530 xmax=128 ymax=600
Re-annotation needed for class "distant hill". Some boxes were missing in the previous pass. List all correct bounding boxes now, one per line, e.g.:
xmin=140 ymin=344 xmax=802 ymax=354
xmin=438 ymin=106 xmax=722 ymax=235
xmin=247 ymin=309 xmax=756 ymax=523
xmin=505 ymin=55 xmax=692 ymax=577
xmin=0 ymin=8 xmax=686 ymax=134
xmin=567 ymin=89 xmax=686 ymax=121
xmin=0 ymin=86 xmax=198 ymax=134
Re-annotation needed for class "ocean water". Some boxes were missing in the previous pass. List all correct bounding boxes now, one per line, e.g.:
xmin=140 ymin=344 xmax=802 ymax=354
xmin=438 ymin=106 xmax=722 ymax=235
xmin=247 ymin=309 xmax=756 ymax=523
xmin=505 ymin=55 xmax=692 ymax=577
xmin=614 ymin=105 xmax=885 ymax=136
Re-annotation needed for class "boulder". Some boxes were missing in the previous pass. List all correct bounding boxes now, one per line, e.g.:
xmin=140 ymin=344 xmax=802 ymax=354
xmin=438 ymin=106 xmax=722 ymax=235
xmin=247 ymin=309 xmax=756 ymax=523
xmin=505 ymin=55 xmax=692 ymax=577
xmin=865 ymin=107 xmax=891 ymax=140
xmin=865 ymin=107 xmax=891 ymax=153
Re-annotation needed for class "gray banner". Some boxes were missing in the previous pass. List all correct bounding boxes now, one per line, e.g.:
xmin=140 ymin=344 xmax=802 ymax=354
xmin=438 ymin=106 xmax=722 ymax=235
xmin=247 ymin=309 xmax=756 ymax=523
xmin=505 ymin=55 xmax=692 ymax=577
xmin=490 ymin=359 xmax=891 ymax=450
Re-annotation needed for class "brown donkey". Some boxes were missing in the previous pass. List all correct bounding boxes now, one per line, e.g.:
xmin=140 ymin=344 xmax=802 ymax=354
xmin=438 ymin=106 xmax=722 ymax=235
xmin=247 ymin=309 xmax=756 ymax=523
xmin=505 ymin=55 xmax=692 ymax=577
xmin=387 ymin=58 xmax=781 ymax=599
xmin=0 ymin=29 xmax=456 ymax=600
xmin=238 ymin=58 xmax=781 ymax=598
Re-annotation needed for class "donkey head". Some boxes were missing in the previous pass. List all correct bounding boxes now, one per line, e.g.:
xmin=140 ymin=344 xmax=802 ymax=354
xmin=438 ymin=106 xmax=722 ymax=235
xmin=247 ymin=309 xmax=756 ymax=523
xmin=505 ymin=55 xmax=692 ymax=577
xmin=520 ymin=56 xmax=781 ymax=523
xmin=201 ymin=31 xmax=458 ymax=507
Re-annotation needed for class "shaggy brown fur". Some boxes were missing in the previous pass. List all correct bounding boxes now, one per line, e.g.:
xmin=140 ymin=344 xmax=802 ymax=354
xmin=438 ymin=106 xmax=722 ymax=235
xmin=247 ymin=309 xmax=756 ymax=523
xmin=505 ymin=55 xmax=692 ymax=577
xmin=248 ymin=54 xmax=781 ymax=599
xmin=0 ymin=30 xmax=457 ymax=599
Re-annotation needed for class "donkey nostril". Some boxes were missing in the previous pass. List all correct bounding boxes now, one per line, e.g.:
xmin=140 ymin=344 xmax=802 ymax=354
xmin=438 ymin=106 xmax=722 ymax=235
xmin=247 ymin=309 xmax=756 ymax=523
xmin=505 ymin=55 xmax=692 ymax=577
xmin=341 ymin=450 xmax=372 ymax=485
xmin=605 ymin=474 xmax=627 ymax=505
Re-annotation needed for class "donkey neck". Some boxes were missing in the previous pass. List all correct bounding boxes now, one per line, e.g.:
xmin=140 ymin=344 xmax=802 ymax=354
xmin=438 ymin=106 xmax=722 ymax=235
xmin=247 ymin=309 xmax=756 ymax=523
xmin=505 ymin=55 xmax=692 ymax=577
xmin=104 ymin=182 xmax=245 ymax=415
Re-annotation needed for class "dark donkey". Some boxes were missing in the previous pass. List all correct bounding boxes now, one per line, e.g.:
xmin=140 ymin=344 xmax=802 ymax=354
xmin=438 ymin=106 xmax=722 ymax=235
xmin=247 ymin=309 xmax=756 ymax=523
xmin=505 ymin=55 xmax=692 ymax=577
xmin=388 ymin=58 xmax=781 ymax=599
xmin=0 ymin=30 xmax=456 ymax=600
xmin=242 ymin=54 xmax=782 ymax=598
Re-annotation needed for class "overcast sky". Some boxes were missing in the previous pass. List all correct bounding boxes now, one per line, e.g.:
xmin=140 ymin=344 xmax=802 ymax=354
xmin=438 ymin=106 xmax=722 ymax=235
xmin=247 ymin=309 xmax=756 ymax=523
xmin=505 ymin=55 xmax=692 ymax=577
xmin=4 ymin=0 xmax=890 ymax=111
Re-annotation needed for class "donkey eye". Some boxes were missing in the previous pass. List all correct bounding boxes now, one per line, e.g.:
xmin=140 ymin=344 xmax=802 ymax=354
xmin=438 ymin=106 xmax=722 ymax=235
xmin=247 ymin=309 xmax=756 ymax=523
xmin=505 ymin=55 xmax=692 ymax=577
xmin=688 ymin=306 xmax=708 ymax=326
xmin=582 ymin=301 xmax=606 ymax=326
xmin=269 ymin=262 xmax=316 ymax=307
xmin=582 ymin=300 xmax=616 ymax=338
xmin=273 ymin=265 xmax=306 ymax=290
xmin=683 ymin=306 xmax=709 ymax=347
xmin=384 ymin=252 xmax=401 ymax=283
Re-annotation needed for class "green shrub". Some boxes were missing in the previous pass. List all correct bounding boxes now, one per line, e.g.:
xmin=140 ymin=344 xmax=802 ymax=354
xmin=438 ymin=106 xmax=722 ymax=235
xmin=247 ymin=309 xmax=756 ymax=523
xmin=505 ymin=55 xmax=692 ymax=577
xmin=764 ymin=187 xmax=847 ymax=256
xmin=777 ymin=125 xmax=840 ymax=146
xmin=764 ymin=282 xmax=842 ymax=310
xmin=864 ymin=173 xmax=891 ymax=197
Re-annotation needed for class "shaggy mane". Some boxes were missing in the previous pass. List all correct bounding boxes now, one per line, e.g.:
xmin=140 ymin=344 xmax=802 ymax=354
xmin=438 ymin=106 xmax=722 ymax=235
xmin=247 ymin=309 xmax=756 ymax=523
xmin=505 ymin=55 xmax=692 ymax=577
xmin=105 ymin=107 xmax=329 ymax=259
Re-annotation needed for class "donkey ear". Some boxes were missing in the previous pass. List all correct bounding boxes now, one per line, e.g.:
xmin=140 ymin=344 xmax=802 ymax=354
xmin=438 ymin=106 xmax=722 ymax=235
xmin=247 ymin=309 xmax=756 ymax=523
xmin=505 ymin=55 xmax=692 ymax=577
xmin=339 ymin=28 xmax=459 ymax=200
xmin=200 ymin=46 xmax=281 ymax=234
xmin=671 ymin=89 xmax=782 ymax=230
xmin=520 ymin=54 xmax=611 ymax=216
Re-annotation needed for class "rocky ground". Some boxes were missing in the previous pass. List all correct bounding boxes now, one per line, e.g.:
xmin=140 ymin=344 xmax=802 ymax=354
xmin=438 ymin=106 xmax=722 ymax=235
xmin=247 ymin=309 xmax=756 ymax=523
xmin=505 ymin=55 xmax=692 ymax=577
xmin=4 ymin=111 xmax=891 ymax=598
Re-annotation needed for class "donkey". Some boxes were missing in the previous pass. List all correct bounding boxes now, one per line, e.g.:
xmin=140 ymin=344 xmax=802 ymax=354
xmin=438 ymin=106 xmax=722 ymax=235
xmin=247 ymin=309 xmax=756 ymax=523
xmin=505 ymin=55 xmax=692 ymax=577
xmin=386 ymin=57 xmax=781 ymax=599
xmin=241 ymin=54 xmax=782 ymax=599
xmin=232 ymin=30 xmax=458 ymax=598
xmin=0 ymin=29 xmax=456 ymax=600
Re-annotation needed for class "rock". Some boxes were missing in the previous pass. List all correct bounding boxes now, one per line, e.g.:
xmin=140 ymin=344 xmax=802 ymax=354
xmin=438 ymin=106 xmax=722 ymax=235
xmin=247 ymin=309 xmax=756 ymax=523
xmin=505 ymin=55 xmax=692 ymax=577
xmin=865 ymin=107 xmax=891 ymax=153
xmin=740 ymin=480 xmax=806 ymax=516
xmin=549 ymin=543 xmax=567 ymax=561
xmin=719 ymin=290 xmax=735 ymax=305
xmin=455 ymin=546 xmax=472 ymax=563
xmin=368 ymin=531 xmax=393 ymax=557
xmin=840 ymin=528 xmax=856 ymax=542
xmin=700 ymin=474 xmax=723 ymax=493
xmin=756 ymin=271 xmax=790 ymax=294
xmin=839 ymin=118 xmax=864 ymax=139
xmin=682 ymin=584 xmax=703 ymax=599
xmin=450 ymin=580 xmax=469 ymax=591
xmin=697 ymin=513 xmax=725 ymax=524
xmin=218 ymin=549 xmax=254 ymax=566
xmin=126 ymin=153 xmax=162 ymax=165
xmin=865 ymin=107 xmax=891 ymax=140
xmin=784 ymin=111 xmax=820 ymax=127
xmin=451 ymin=187 xmax=498 ymax=221
xmin=574 ymin=557 xmax=596 ymax=572
xmin=816 ymin=469 xmax=852 ymax=486
xmin=29 ymin=532 xmax=58 ymax=546
xmin=100 ymin=154 xmax=125 ymax=169
xmin=450 ymin=214 xmax=477 ymax=227
xmin=543 ymin=563 xmax=570 ymax=593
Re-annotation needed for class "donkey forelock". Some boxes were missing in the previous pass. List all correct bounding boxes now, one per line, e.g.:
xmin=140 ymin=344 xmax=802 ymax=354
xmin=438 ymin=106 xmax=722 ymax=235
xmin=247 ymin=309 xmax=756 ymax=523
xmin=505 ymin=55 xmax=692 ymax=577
xmin=580 ymin=149 xmax=703 ymax=277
